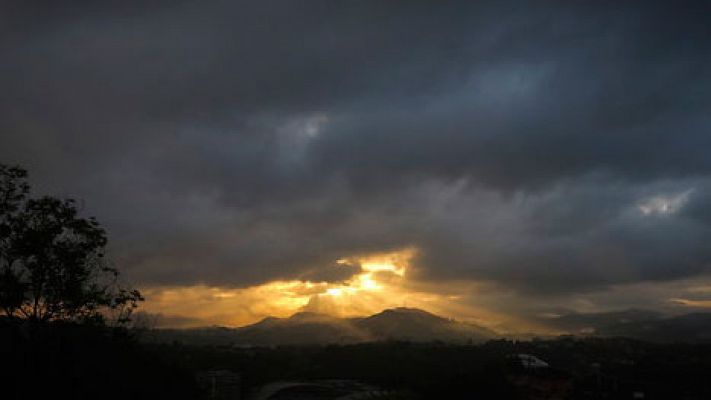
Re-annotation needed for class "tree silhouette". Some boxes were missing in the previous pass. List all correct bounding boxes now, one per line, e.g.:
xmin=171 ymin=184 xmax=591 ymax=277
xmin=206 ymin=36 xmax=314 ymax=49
xmin=0 ymin=164 xmax=142 ymax=324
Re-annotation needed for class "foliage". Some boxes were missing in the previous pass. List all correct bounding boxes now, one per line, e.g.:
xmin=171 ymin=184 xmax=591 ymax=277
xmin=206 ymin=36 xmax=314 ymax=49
xmin=0 ymin=164 xmax=142 ymax=324
xmin=1 ymin=320 xmax=198 ymax=400
xmin=152 ymin=338 xmax=711 ymax=399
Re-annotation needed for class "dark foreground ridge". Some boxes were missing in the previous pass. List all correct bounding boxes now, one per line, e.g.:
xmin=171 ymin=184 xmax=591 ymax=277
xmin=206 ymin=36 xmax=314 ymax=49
xmin=152 ymin=336 xmax=711 ymax=399
xmin=6 ymin=316 xmax=711 ymax=399
xmin=1 ymin=319 xmax=198 ymax=400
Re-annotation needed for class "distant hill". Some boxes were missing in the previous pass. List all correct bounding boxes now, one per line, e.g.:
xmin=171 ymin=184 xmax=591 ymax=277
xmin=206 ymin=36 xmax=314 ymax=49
xmin=354 ymin=307 xmax=496 ymax=343
xmin=144 ymin=307 xmax=496 ymax=346
xmin=231 ymin=311 xmax=372 ymax=345
xmin=545 ymin=309 xmax=662 ymax=334
xmin=544 ymin=309 xmax=711 ymax=342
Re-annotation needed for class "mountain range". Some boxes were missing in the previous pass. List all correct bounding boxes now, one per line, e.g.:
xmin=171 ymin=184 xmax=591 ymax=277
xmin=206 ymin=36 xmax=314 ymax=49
xmin=145 ymin=307 xmax=496 ymax=346
xmin=542 ymin=309 xmax=711 ymax=343
xmin=144 ymin=307 xmax=711 ymax=346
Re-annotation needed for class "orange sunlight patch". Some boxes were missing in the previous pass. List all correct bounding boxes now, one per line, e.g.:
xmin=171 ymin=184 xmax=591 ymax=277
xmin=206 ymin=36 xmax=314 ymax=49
xmin=140 ymin=247 xmax=504 ymax=329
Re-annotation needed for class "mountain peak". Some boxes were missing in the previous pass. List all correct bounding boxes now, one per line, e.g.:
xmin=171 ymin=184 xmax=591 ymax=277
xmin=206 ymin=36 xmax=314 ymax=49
xmin=383 ymin=307 xmax=439 ymax=315
xmin=149 ymin=307 xmax=496 ymax=346
xmin=368 ymin=307 xmax=446 ymax=322
xmin=289 ymin=311 xmax=330 ymax=319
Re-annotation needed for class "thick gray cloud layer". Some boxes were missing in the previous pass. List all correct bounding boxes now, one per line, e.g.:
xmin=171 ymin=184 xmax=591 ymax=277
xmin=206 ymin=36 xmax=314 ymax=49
xmin=2 ymin=1 xmax=711 ymax=299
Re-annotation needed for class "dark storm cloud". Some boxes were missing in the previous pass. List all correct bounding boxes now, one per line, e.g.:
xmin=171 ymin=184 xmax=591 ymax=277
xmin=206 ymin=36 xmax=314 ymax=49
xmin=408 ymin=178 xmax=711 ymax=291
xmin=2 ymin=1 xmax=711 ymax=297
xmin=300 ymin=262 xmax=362 ymax=284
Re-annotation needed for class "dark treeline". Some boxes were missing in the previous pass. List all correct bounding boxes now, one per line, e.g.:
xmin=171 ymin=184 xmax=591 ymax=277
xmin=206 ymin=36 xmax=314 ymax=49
xmin=146 ymin=337 xmax=711 ymax=399
xmin=7 ymin=323 xmax=711 ymax=399
xmin=1 ymin=320 xmax=198 ymax=400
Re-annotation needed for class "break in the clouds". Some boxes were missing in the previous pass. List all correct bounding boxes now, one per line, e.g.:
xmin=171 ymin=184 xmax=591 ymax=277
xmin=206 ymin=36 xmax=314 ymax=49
xmin=2 ymin=1 xmax=711 ymax=322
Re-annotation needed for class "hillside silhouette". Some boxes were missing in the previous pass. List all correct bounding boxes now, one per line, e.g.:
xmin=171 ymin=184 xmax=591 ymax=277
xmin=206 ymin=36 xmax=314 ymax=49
xmin=147 ymin=307 xmax=497 ymax=346
xmin=544 ymin=309 xmax=711 ymax=342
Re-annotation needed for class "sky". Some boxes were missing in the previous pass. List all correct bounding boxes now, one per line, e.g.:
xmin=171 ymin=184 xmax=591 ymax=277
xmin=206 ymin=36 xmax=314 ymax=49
xmin=2 ymin=1 xmax=711 ymax=331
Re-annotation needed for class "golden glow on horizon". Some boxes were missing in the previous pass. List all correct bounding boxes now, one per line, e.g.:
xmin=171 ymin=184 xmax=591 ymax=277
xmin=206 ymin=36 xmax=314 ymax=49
xmin=319 ymin=248 xmax=415 ymax=298
xmin=141 ymin=247 xmax=466 ymax=327
xmin=138 ymin=247 xmax=534 ymax=332
xmin=326 ymin=288 xmax=344 ymax=296
xmin=670 ymin=298 xmax=711 ymax=308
